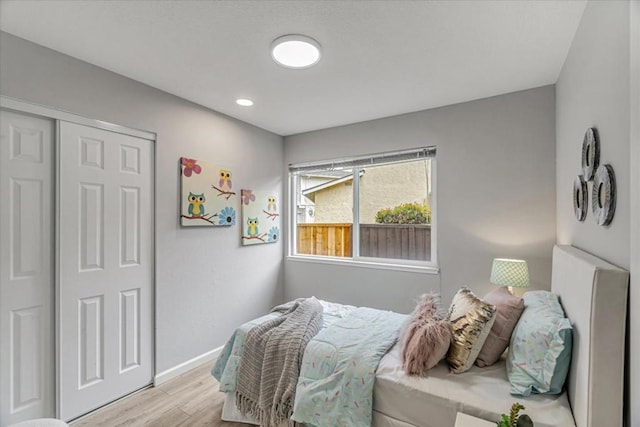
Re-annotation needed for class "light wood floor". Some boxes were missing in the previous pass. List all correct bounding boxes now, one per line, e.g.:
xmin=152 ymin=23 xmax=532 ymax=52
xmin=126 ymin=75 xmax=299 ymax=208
xmin=71 ymin=362 xmax=251 ymax=427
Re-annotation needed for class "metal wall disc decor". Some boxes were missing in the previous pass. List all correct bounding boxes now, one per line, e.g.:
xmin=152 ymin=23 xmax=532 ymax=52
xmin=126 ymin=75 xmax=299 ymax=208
xmin=573 ymin=175 xmax=588 ymax=221
xmin=591 ymin=164 xmax=616 ymax=226
xmin=581 ymin=127 xmax=600 ymax=181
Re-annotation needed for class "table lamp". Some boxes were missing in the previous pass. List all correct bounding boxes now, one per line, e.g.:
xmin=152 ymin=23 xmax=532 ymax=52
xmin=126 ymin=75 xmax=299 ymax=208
xmin=490 ymin=258 xmax=530 ymax=294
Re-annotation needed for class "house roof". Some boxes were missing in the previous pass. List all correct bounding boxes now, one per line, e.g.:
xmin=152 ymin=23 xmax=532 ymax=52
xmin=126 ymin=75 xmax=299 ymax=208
xmin=302 ymin=170 xmax=365 ymax=197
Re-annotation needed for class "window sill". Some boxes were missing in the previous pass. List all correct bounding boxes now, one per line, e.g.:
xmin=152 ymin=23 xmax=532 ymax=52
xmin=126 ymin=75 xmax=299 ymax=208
xmin=286 ymin=255 xmax=439 ymax=274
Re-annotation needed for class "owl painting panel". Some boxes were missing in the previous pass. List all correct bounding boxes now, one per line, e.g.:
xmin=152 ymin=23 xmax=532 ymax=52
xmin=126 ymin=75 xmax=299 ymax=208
xmin=180 ymin=157 xmax=237 ymax=227
xmin=241 ymin=188 xmax=280 ymax=245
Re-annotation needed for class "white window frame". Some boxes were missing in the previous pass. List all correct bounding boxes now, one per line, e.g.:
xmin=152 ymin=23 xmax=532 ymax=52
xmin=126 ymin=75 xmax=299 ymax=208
xmin=287 ymin=148 xmax=438 ymax=273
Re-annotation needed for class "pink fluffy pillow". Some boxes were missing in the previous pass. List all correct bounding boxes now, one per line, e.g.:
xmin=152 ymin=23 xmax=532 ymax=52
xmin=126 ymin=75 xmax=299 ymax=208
xmin=400 ymin=294 xmax=452 ymax=376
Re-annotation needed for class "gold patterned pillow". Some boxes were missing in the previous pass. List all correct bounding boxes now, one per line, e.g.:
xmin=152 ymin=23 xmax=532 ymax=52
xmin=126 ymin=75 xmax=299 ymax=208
xmin=446 ymin=287 xmax=497 ymax=373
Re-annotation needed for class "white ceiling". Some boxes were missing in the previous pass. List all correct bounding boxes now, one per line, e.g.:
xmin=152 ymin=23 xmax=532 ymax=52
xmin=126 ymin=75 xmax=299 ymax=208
xmin=0 ymin=0 xmax=586 ymax=136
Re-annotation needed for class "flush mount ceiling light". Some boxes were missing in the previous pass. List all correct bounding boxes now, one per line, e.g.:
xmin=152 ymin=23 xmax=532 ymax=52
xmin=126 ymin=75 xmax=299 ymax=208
xmin=236 ymin=98 xmax=254 ymax=107
xmin=271 ymin=34 xmax=321 ymax=69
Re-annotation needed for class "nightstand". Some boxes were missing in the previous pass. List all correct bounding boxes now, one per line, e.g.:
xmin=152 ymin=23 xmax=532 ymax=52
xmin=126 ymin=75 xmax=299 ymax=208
xmin=454 ymin=412 xmax=495 ymax=427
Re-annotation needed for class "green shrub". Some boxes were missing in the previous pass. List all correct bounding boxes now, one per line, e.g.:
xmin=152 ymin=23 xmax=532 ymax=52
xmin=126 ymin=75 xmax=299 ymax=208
xmin=374 ymin=202 xmax=431 ymax=224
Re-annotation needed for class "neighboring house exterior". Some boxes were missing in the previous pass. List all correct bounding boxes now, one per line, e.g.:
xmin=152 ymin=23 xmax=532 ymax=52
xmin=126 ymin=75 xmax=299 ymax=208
xmin=300 ymin=161 xmax=431 ymax=224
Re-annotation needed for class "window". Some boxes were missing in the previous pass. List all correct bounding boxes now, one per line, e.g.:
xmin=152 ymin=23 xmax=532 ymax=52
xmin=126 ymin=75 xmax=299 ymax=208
xmin=289 ymin=147 xmax=436 ymax=267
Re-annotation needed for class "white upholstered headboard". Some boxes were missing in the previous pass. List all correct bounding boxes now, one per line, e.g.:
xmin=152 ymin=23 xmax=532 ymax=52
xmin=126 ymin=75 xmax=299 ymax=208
xmin=551 ymin=245 xmax=628 ymax=427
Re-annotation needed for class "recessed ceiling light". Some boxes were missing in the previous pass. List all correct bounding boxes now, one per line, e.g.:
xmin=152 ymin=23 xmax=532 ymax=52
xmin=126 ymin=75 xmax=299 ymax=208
xmin=271 ymin=34 xmax=321 ymax=69
xmin=236 ymin=98 xmax=254 ymax=107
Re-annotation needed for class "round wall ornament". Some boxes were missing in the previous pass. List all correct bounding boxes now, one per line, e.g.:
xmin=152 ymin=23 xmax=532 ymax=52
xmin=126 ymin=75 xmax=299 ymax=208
xmin=573 ymin=175 xmax=588 ymax=221
xmin=591 ymin=164 xmax=616 ymax=226
xmin=581 ymin=127 xmax=600 ymax=181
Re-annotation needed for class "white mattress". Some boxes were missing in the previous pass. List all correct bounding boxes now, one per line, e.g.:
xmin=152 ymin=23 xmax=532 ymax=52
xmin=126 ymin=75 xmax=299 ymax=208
xmin=373 ymin=344 xmax=576 ymax=427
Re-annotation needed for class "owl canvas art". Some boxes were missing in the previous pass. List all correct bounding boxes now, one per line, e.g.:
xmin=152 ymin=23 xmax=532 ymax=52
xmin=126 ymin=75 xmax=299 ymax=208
xmin=241 ymin=188 xmax=280 ymax=245
xmin=246 ymin=217 xmax=259 ymax=237
xmin=218 ymin=169 xmax=232 ymax=192
xmin=267 ymin=195 xmax=277 ymax=213
xmin=180 ymin=157 xmax=237 ymax=227
xmin=187 ymin=192 xmax=206 ymax=216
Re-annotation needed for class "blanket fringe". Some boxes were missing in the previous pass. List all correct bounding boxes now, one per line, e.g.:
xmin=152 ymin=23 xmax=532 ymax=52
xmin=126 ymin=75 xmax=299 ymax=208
xmin=236 ymin=391 xmax=293 ymax=427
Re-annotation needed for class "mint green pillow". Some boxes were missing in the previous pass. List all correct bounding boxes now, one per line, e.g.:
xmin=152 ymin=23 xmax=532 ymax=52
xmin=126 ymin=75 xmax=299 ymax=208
xmin=507 ymin=291 xmax=573 ymax=396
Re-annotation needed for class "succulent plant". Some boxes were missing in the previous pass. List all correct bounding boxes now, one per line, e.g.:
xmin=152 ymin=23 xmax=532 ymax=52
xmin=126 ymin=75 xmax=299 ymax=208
xmin=496 ymin=403 xmax=533 ymax=427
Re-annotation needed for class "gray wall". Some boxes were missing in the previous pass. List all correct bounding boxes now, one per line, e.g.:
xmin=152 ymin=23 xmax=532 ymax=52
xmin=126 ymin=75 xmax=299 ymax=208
xmin=284 ymin=86 xmax=557 ymax=312
xmin=0 ymin=32 xmax=285 ymax=373
xmin=556 ymin=0 xmax=630 ymax=269
xmin=630 ymin=3 xmax=640 ymax=427
xmin=555 ymin=1 xmax=636 ymax=425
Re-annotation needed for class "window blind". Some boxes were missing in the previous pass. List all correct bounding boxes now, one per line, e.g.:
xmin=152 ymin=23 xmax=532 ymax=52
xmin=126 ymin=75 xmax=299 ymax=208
xmin=289 ymin=146 xmax=435 ymax=175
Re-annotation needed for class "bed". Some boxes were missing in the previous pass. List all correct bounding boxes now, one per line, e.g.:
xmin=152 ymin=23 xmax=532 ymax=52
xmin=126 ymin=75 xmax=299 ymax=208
xmin=213 ymin=245 xmax=628 ymax=427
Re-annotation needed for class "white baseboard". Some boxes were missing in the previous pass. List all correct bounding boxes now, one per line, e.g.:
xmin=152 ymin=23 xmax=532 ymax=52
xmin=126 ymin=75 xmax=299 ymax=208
xmin=154 ymin=346 xmax=223 ymax=386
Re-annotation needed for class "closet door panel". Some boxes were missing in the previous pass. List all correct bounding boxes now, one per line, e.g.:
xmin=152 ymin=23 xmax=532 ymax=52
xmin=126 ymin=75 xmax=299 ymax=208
xmin=58 ymin=121 xmax=153 ymax=421
xmin=0 ymin=110 xmax=55 ymax=425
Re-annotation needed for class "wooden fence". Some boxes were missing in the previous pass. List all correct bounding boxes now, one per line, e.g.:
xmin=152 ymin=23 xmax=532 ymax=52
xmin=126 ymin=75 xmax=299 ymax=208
xmin=359 ymin=224 xmax=431 ymax=261
xmin=297 ymin=223 xmax=431 ymax=261
xmin=297 ymin=223 xmax=352 ymax=257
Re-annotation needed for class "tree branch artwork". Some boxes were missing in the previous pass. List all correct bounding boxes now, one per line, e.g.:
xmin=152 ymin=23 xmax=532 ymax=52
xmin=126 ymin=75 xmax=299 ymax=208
xmin=242 ymin=233 xmax=267 ymax=242
xmin=211 ymin=185 xmax=236 ymax=200
xmin=262 ymin=210 xmax=280 ymax=221
xmin=180 ymin=213 xmax=219 ymax=225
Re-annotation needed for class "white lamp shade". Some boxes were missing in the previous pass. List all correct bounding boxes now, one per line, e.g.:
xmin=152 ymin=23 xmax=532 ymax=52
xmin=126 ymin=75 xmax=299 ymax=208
xmin=490 ymin=258 xmax=530 ymax=288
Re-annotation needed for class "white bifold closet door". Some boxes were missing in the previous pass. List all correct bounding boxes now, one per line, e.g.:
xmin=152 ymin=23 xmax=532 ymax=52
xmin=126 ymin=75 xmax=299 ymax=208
xmin=58 ymin=121 xmax=153 ymax=421
xmin=0 ymin=110 xmax=55 ymax=426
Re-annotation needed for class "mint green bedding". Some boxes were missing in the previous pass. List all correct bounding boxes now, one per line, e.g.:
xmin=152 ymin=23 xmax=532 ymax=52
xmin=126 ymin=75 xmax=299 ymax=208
xmin=212 ymin=312 xmax=279 ymax=392
xmin=291 ymin=307 xmax=406 ymax=427
xmin=212 ymin=300 xmax=355 ymax=392
xmin=212 ymin=300 xmax=405 ymax=426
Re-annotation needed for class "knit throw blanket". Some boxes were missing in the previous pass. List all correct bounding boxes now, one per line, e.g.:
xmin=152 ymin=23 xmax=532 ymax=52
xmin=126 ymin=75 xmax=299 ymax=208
xmin=236 ymin=297 xmax=323 ymax=427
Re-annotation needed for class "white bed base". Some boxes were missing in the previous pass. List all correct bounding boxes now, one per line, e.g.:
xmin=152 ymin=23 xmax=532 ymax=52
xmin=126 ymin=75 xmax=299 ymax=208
xmin=550 ymin=245 xmax=628 ymax=427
